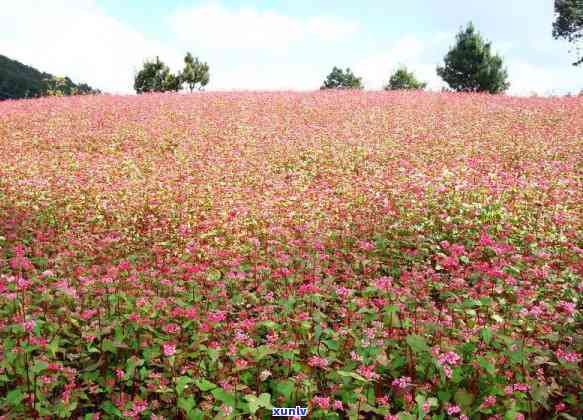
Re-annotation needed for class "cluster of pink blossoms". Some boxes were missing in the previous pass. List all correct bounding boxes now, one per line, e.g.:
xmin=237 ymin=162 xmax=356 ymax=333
xmin=312 ymin=396 xmax=343 ymax=410
xmin=432 ymin=347 xmax=462 ymax=378
xmin=308 ymin=355 xmax=329 ymax=368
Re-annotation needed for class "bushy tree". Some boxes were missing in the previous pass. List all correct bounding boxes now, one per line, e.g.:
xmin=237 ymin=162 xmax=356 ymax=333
xmin=437 ymin=22 xmax=510 ymax=94
xmin=553 ymin=0 xmax=583 ymax=66
xmin=162 ymin=72 xmax=181 ymax=92
xmin=321 ymin=66 xmax=363 ymax=89
xmin=181 ymin=52 xmax=210 ymax=92
xmin=134 ymin=57 xmax=181 ymax=94
xmin=43 ymin=76 xmax=100 ymax=96
xmin=384 ymin=66 xmax=427 ymax=90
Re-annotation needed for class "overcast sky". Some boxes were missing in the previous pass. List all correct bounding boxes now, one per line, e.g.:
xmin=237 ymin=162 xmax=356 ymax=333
xmin=1 ymin=0 xmax=581 ymax=95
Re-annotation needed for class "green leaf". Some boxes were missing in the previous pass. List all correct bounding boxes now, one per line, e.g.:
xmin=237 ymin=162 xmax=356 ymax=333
xmin=530 ymin=383 xmax=550 ymax=409
xmin=437 ymin=390 xmax=452 ymax=403
xmin=101 ymin=339 xmax=116 ymax=353
xmin=6 ymin=389 xmax=24 ymax=406
xmin=242 ymin=345 xmax=278 ymax=361
xmin=211 ymin=388 xmax=236 ymax=407
xmin=481 ymin=328 xmax=493 ymax=345
xmin=323 ymin=339 xmax=339 ymax=351
xmin=178 ymin=395 xmax=196 ymax=414
xmin=244 ymin=393 xmax=273 ymax=414
xmin=451 ymin=367 xmax=464 ymax=384
xmin=125 ymin=357 xmax=144 ymax=378
xmin=454 ymin=388 xmax=475 ymax=409
xmin=491 ymin=314 xmax=504 ymax=323
xmin=208 ymin=270 xmax=222 ymax=281
xmin=177 ymin=376 xmax=193 ymax=395
xmin=274 ymin=380 xmax=294 ymax=401
xmin=47 ymin=338 xmax=60 ymax=356
xmin=406 ymin=335 xmax=429 ymax=353
xmin=32 ymin=360 xmax=49 ymax=374
xmin=509 ymin=349 xmax=525 ymax=365
xmin=57 ymin=401 xmax=78 ymax=418
xmin=31 ymin=256 xmax=49 ymax=268
xmin=187 ymin=409 xmax=205 ymax=420
xmin=477 ymin=356 xmax=496 ymax=375
xmin=504 ymin=409 xmax=520 ymax=420
xmin=258 ymin=393 xmax=273 ymax=409
xmin=337 ymin=370 xmax=368 ymax=382
xmin=100 ymin=401 xmax=122 ymax=416
xmin=194 ymin=378 xmax=217 ymax=392
xmin=258 ymin=320 xmax=279 ymax=330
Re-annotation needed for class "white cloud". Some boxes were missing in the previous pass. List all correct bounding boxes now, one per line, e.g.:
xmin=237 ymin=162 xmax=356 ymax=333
xmin=507 ymin=60 xmax=582 ymax=96
xmin=168 ymin=3 xmax=359 ymax=50
xmin=211 ymin=63 xmax=319 ymax=91
xmin=0 ymin=0 xmax=179 ymax=94
xmin=354 ymin=35 xmax=448 ymax=90
xmin=0 ymin=0 xmax=580 ymax=95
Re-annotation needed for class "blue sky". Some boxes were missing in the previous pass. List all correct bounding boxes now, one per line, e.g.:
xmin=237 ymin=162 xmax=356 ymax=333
xmin=1 ymin=0 xmax=581 ymax=95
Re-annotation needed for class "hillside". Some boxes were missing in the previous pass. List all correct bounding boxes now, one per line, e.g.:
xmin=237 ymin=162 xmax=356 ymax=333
xmin=0 ymin=54 xmax=99 ymax=100
xmin=0 ymin=92 xmax=581 ymax=418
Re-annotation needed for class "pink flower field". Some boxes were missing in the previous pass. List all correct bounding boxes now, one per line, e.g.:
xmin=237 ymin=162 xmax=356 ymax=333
xmin=0 ymin=91 xmax=581 ymax=419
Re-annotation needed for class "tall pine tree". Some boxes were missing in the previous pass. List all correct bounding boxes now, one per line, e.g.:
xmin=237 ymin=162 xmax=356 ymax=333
xmin=553 ymin=0 xmax=583 ymax=66
xmin=181 ymin=52 xmax=210 ymax=92
xmin=437 ymin=23 xmax=509 ymax=94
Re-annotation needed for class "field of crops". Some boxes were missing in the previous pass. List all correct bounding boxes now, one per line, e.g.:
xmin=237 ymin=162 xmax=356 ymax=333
xmin=0 ymin=91 xmax=581 ymax=419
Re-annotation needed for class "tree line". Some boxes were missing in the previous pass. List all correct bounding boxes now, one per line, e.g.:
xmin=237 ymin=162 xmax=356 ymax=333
xmin=2 ymin=2 xmax=579 ymax=101
xmin=134 ymin=23 xmax=510 ymax=94
xmin=135 ymin=8 xmax=582 ymax=95
xmin=0 ymin=54 xmax=99 ymax=101
xmin=134 ymin=52 xmax=209 ymax=94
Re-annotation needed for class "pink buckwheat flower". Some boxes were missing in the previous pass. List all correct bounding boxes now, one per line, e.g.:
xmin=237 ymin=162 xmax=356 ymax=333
xmin=115 ymin=368 xmax=125 ymax=380
xmin=447 ymin=404 xmax=461 ymax=415
xmin=308 ymin=356 xmax=328 ymax=368
xmin=235 ymin=359 xmax=248 ymax=369
xmin=481 ymin=395 xmax=496 ymax=409
xmin=312 ymin=396 xmax=330 ymax=410
xmin=163 ymin=323 xmax=180 ymax=334
xmin=392 ymin=376 xmax=412 ymax=389
xmin=357 ymin=365 xmax=380 ymax=380
xmin=162 ymin=343 xmax=176 ymax=357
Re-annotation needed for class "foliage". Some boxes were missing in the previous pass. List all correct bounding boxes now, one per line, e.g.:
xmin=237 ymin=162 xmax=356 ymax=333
xmin=43 ymin=76 xmax=97 ymax=97
xmin=0 ymin=91 xmax=582 ymax=418
xmin=133 ymin=56 xmax=181 ymax=94
xmin=553 ymin=0 xmax=583 ymax=65
xmin=321 ymin=66 xmax=363 ymax=89
xmin=162 ymin=72 xmax=182 ymax=93
xmin=437 ymin=22 xmax=510 ymax=94
xmin=384 ymin=66 xmax=427 ymax=90
xmin=181 ymin=52 xmax=210 ymax=92
xmin=0 ymin=54 xmax=99 ymax=101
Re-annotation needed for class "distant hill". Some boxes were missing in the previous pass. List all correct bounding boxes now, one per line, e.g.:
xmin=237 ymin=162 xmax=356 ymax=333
xmin=0 ymin=54 xmax=100 ymax=100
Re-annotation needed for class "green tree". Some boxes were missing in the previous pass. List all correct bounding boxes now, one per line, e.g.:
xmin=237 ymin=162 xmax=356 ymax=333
xmin=436 ymin=22 xmax=510 ymax=94
xmin=181 ymin=52 xmax=210 ymax=92
xmin=43 ymin=76 xmax=98 ymax=96
xmin=163 ymin=72 xmax=182 ymax=92
xmin=134 ymin=56 xmax=181 ymax=94
xmin=553 ymin=0 xmax=583 ymax=66
xmin=44 ymin=76 xmax=69 ymax=96
xmin=321 ymin=66 xmax=363 ymax=89
xmin=384 ymin=66 xmax=427 ymax=90
xmin=0 ymin=54 xmax=99 ymax=100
